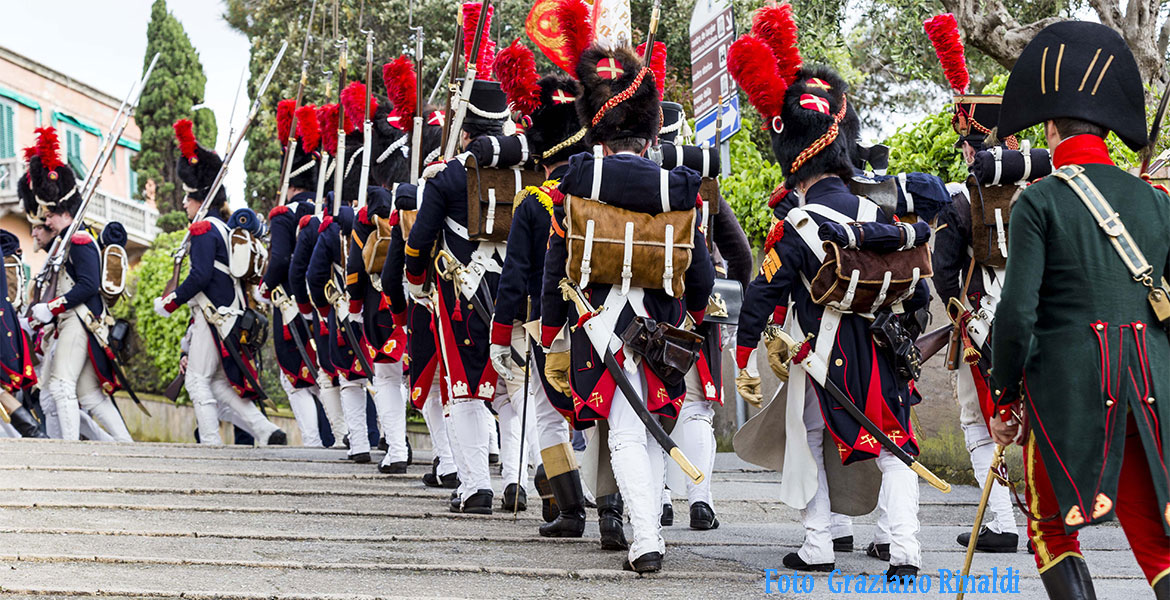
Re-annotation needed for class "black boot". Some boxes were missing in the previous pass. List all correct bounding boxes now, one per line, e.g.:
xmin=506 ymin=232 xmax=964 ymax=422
xmin=1039 ymin=555 xmax=1097 ymax=600
xmin=502 ymin=483 xmax=528 ymax=511
xmin=865 ymin=542 xmax=890 ymax=561
xmin=405 ymin=436 xmax=413 ymax=465
xmin=539 ymin=470 xmax=586 ymax=538
xmin=1154 ymin=573 xmax=1168 ymax=600
xmin=833 ymin=536 xmax=854 ymax=552
xmin=534 ymin=465 xmax=557 ymax=523
xmin=622 ymin=551 xmax=663 ymax=573
xmin=461 ymin=489 xmax=493 ymax=515
xmin=9 ymin=406 xmax=46 ymax=438
xmin=886 ymin=564 xmax=919 ymax=582
xmin=782 ymin=552 xmax=834 ymax=573
xmin=267 ymin=430 xmax=288 ymax=446
xmin=956 ymin=527 xmax=1019 ymax=553
xmin=660 ymin=502 xmax=674 ymax=526
xmin=689 ymin=501 xmax=719 ymax=530
xmin=597 ymin=493 xmax=629 ymax=550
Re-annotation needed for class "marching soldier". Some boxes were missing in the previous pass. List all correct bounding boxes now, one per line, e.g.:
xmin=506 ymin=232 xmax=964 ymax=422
xmin=261 ymin=98 xmax=345 ymax=448
xmin=19 ymin=127 xmax=132 ymax=443
xmin=729 ymin=3 xmax=931 ymax=579
xmin=155 ymin=120 xmax=286 ymax=446
xmin=990 ymin=21 xmax=1170 ymax=599
xmin=541 ymin=41 xmax=716 ymax=572
xmin=0 ymin=230 xmax=40 ymax=437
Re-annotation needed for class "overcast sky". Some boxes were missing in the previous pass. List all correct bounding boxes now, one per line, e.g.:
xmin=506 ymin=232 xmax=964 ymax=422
xmin=2 ymin=0 xmax=251 ymax=205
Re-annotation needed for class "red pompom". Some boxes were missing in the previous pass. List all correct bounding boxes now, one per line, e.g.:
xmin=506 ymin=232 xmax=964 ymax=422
xmin=189 ymin=221 xmax=211 ymax=236
xmin=276 ymin=99 xmax=296 ymax=143
xmin=764 ymin=220 xmax=785 ymax=250
xmin=382 ymin=55 xmax=418 ymax=129
xmin=33 ymin=127 xmax=64 ymax=173
xmin=318 ymin=104 xmax=340 ymax=155
xmin=340 ymin=82 xmax=376 ymax=133
xmin=635 ymin=41 xmax=667 ymax=101
xmin=298 ymin=214 xmax=314 ymax=230
xmin=728 ymin=36 xmax=788 ymax=120
xmin=357 ymin=206 xmax=370 ymax=226
xmin=296 ymin=104 xmax=321 ymax=153
xmin=751 ymin=3 xmax=802 ymax=83
xmin=462 ymin=2 xmax=496 ymax=79
xmin=173 ymin=120 xmax=198 ymax=161
xmin=495 ymin=39 xmax=542 ymax=116
xmin=269 ymin=205 xmax=290 ymax=219
xmin=70 ymin=232 xmax=93 ymax=245
xmin=924 ymin=13 xmax=969 ymax=94
xmin=318 ymin=216 xmax=333 ymax=233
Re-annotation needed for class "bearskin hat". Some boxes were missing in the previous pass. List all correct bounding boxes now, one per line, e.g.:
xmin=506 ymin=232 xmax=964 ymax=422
xmin=173 ymin=119 xmax=227 ymax=208
xmin=770 ymin=66 xmax=859 ymax=188
xmin=18 ymin=127 xmax=80 ymax=224
xmin=277 ymin=99 xmax=323 ymax=191
xmin=495 ymin=39 xmax=586 ymax=166
xmin=575 ymin=44 xmax=660 ymax=146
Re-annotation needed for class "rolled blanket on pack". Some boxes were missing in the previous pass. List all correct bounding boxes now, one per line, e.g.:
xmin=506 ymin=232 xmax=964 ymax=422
xmin=99 ymin=222 xmax=128 ymax=248
xmin=818 ymin=220 xmax=932 ymax=253
xmin=0 ymin=230 xmax=23 ymax=257
xmin=970 ymin=147 xmax=1052 ymax=185
xmin=652 ymin=143 xmax=720 ymax=177
xmin=230 ymin=208 xmax=264 ymax=235
xmin=466 ymin=134 xmax=533 ymax=169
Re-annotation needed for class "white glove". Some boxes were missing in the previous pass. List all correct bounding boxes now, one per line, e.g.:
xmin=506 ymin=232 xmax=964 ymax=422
xmin=30 ymin=303 xmax=53 ymax=324
xmin=490 ymin=344 xmax=516 ymax=382
xmin=252 ymin=285 xmax=271 ymax=306
xmin=406 ymin=280 xmax=432 ymax=308
xmin=154 ymin=296 xmax=174 ymax=318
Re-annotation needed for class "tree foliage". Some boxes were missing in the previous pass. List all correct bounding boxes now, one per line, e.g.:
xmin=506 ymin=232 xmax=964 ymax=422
xmin=724 ymin=113 xmax=785 ymax=248
xmin=134 ymin=0 xmax=217 ymax=215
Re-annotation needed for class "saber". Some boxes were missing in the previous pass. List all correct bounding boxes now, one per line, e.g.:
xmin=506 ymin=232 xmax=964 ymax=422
xmin=276 ymin=0 xmax=321 ymax=206
xmin=272 ymin=287 xmax=320 ymax=382
xmin=205 ymin=313 xmax=269 ymax=404
xmin=514 ymin=318 xmax=532 ymax=518
xmin=443 ymin=0 xmax=492 ymax=159
xmin=956 ymin=444 xmax=1007 ymax=600
xmin=558 ymin=279 xmax=704 ymax=484
xmin=435 ymin=249 xmax=523 ymax=365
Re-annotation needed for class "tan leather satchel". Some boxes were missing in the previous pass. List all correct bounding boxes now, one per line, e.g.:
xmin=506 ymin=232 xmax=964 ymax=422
xmin=967 ymin=175 xmax=1019 ymax=268
xmin=464 ymin=154 xmax=543 ymax=243
xmin=564 ymin=194 xmax=696 ymax=297
xmin=810 ymin=242 xmax=932 ymax=313
xmin=362 ymin=214 xmax=396 ymax=275
xmin=399 ymin=209 xmax=419 ymax=239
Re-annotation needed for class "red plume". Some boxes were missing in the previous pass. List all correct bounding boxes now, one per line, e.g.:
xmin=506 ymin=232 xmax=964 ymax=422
xmin=173 ymin=120 xmax=198 ymax=161
xmin=382 ymin=55 xmax=418 ymax=128
xmin=22 ymin=145 xmax=37 ymax=163
xmin=750 ymin=3 xmax=802 ymax=83
xmin=462 ymin=2 xmax=495 ymax=79
xmin=924 ymin=13 xmax=968 ymax=93
xmin=33 ymin=127 xmax=64 ymax=173
xmin=276 ymin=99 xmax=296 ymax=143
xmin=318 ymin=104 xmax=340 ymax=155
xmin=340 ymin=81 xmax=376 ymax=133
xmin=635 ymin=41 xmax=667 ymax=101
xmin=296 ymin=104 xmax=320 ymax=153
xmin=494 ymin=39 xmax=542 ymax=116
xmin=728 ymin=36 xmax=787 ymax=121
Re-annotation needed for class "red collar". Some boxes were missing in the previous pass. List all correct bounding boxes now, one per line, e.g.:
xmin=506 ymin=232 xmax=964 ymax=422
xmin=1052 ymin=134 xmax=1114 ymax=168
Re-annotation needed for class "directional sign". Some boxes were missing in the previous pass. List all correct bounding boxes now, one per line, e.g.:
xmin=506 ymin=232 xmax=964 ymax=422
xmin=689 ymin=0 xmax=739 ymax=148
xmin=694 ymin=96 xmax=739 ymax=148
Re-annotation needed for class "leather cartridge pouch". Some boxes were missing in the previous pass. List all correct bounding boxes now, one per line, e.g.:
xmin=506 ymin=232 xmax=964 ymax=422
xmin=967 ymin=175 xmax=1019 ymax=268
xmin=810 ymin=242 xmax=932 ymax=313
xmin=619 ymin=316 xmax=704 ymax=387
xmin=705 ymin=277 xmax=743 ymax=324
xmin=233 ymin=308 xmax=269 ymax=353
xmin=464 ymin=154 xmax=543 ymax=243
xmin=564 ymin=194 xmax=696 ymax=297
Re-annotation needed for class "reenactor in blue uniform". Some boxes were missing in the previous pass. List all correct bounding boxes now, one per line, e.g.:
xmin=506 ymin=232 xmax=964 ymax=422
xmin=0 ymin=230 xmax=40 ymax=437
xmin=541 ymin=42 xmax=715 ymax=573
xmin=156 ymin=120 xmax=286 ymax=446
xmin=990 ymin=22 xmax=1170 ymax=599
xmin=19 ymin=127 xmax=132 ymax=442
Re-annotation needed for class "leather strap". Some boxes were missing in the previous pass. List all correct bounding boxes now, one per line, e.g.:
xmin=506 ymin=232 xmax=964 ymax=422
xmin=1053 ymin=165 xmax=1156 ymax=286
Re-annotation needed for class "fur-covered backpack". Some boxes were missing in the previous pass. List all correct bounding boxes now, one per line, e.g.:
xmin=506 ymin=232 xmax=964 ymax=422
xmin=228 ymin=208 xmax=269 ymax=285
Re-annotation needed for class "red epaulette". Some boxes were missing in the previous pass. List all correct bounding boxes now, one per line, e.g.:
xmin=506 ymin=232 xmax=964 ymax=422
xmin=358 ymin=206 xmax=369 ymax=226
xmin=269 ymin=205 xmax=290 ymax=219
xmin=298 ymin=215 xmax=314 ymax=230
xmin=189 ymin=221 xmax=212 ymax=236
xmin=550 ymin=189 xmax=565 ymax=206
xmin=318 ymin=216 xmax=333 ymax=233
xmin=71 ymin=232 xmax=93 ymax=245
xmin=764 ymin=220 xmax=785 ymax=250
xmin=388 ymin=210 xmax=400 ymax=227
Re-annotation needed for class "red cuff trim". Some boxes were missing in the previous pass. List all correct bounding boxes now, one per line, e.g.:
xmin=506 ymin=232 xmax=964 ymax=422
xmin=49 ymin=297 xmax=67 ymax=315
xmin=164 ymin=299 xmax=180 ymax=313
xmin=349 ymin=299 xmax=363 ymax=314
xmin=541 ymin=325 xmax=562 ymax=348
xmin=491 ymin=321 xmax=513 ymax=346
xmin=405 ymin=270 xmax=426 ymax=285
xmin=316 ymin=305 xmax=331 ymax=318
xmin=772 ymin=305 xmax=788 ymax=325
xmin=735 ymin=345 xmax=753 ymax=370
xmin=297 ymin=302 xmax=312 ymax=314
xmin=392 ymin=310 xmax=407 ymax=327
xmin=688 ymin=309 xmax=704 ymax=325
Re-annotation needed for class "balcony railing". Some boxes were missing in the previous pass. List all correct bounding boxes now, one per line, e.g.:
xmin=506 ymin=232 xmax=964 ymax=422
xmin=0 ymin=157 xmax=158 ymax=247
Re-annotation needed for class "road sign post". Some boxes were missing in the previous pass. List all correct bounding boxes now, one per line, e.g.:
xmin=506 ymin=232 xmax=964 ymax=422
xmin=689 ymin=0 xmax=738 ymax=175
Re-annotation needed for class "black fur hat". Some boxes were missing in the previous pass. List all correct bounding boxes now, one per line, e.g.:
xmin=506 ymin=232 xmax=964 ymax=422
xmin=770 ymin=66 xmax=859 ymax=188
xmin=174 ymin=119 xmax=227 ymax=208
xmin=18 ymin=127 xmax=80 ymax=224
xmin=529 ymin=74 xmax=586 ymax=166
xmin=575 ymin=44 xmax=660 ymax=146
xmin=277 ymin=100 xmax=323 ymax=192
xmin=465 ymin=80 xmax=509 ymax=129
xmin=659 ymin=102 xmax=685 ymax=143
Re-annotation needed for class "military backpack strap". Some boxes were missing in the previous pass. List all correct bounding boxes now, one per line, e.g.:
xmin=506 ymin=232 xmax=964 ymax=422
xmin=1053 ymin=164 xmax=1170 ymax=325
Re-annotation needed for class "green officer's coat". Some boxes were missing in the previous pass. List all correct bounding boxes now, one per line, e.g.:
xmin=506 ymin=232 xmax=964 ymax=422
xmin=992 ymin=150 xmax=1170 ymax=535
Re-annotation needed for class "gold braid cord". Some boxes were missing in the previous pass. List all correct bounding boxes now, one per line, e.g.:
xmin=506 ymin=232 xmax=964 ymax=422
xmin=790 ymin=95 xmax=849 ymax=174
xmin=591 ymin=67 xmax=651 ymax=127
xmin=541 ymin=129 xmax=587 ymax=160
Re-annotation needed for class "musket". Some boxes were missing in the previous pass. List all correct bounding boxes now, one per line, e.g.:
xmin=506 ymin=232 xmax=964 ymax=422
xmin=223 ymin=66 xmax=248 ymax=155
xmin=1140 ymin=77 xmax=1170 ymax=177
xmin=332 ymin=35 xmax=347 ymax=219
xmin=427 ymin=49 xmax=454 ymax=107
xmin=354 ymin=17 xmax=374 ymax=210
xmin=915 ymin=323 xmax=955 ymax=363
xmin=640 ymin=0 xmax=663 ymax=66
xmin=166 ymin=41 xmax=289 ymax=295
xmin=409 ymin=0 xmax=425 ymax=184
xmin=442 ymin=0 xmax=492 ymax=159
xmin=438 ymin=21 xmax=463 ymax=159
xmin=275 ymin=0 xmax=321 ymax=206
xmin=31 ymin=53 xmax=160 ymax=308
xmin=956 ymin=444 xmax=1007 ymax=600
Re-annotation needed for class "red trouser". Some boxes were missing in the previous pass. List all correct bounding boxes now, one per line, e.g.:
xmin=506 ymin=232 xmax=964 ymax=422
xmin=1025 ymin=413 xmax=1170 ymax=586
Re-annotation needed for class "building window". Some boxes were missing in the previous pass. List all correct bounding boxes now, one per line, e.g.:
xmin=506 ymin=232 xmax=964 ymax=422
xmin=0 ymin=99 xmax=15 ymax=159
xmin=127 ymin=150 xmax=138 ymax=200
xmin=64 ymin=125 xmax=86 ymax=179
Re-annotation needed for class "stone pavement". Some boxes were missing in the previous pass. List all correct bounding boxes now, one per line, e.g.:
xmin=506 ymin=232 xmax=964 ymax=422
xmin=0 ymin=438 xmax=1151 ymax=599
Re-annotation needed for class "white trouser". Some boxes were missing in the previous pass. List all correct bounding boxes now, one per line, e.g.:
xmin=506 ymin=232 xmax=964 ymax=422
xmin=487 ymin=404 xmax=500 ymax=456
xmin=38 ymin=388 xmax=60 ymax=438
xmin=957 ymin=366 xmax=1016 ymax=534
xmin=374 ymin=362 xmax=408 ymax=463
xmin=449 ymin=397 xmax=493 ymax=500
xmin=799 ymin=385 xmax=921 ymax=567
xmin=534 ymin=375 xmax=570 ymax=451
xmin=420 ymin=384 xmax=456 ymax=476
xmin=45 ymin=314 xmax=125 ymax=441
xmin=607 ymin=365 xmax=666 ymax=561
xmin=186 ymin=310 xmax=279 ymax=445
xmin=282 ymin=376 xmax=322 ymax=447
xmin=670 ymin=365 xmax=716 ymax=507
xmin=316 ymin=372 xmax=346 ymax=447
xmin=493 ymin=379 xmax=539 ymax=488
xmin=40 ymin=386 xmax=117 ymax=441
xmin=78 ymin=390 xmax=131 ymax=442
xmin=340 ymin=375 xmax=370 ymax=455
